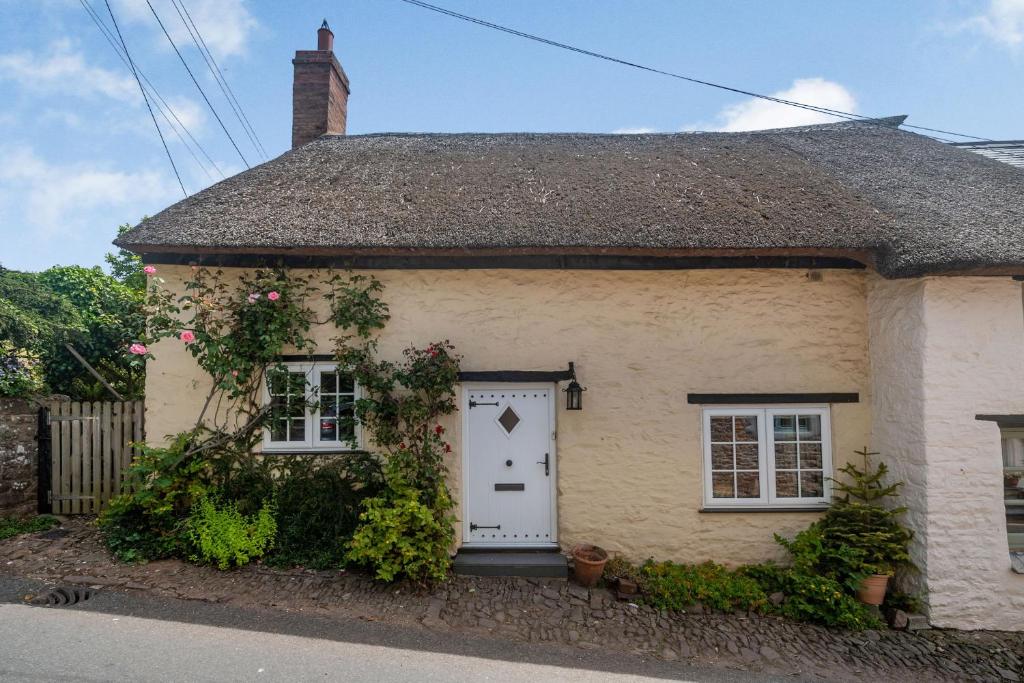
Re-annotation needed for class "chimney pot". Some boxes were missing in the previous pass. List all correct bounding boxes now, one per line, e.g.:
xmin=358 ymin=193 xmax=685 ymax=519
xmin=317 ymin=20 xmax=333 ymax=51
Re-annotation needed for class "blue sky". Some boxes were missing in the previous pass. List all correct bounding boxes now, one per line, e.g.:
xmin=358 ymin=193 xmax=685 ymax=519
xmin=1 ymin=0 xmax=1021 ymax=272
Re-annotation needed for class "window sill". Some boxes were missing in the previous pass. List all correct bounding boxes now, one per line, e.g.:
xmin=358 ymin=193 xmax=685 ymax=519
xmin=700 ymin=506 xmax=828 ymax=513
xmin=260 ymin=448 xmax=366 ymax=456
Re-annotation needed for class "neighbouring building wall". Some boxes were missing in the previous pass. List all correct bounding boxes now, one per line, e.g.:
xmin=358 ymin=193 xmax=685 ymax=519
xmin=869 ymin=275 xmax=1024 ymax=630
xmin=0 ymin=398 xmax=39 ymax=516
xmin=146 ymin=266 xmax=871 ymax=567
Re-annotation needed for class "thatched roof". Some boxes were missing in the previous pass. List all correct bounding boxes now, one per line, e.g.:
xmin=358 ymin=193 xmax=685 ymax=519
xmin=116 ymin=118 xmax=1024 ymax=278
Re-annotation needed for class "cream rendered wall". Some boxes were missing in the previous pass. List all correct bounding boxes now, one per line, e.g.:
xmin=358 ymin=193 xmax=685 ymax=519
xmin=146 ymin=266 xmax=871 ymax=567
xmin=869 ymin=276 xmax=1024 ymax=630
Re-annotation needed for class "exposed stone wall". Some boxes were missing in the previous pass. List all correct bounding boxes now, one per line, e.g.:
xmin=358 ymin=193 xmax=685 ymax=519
xmin=869 ymin=275 xmax=1024 ymax=630
xmin=145 ymin=266 xmax=871 ymax=568
xmin=0 ymin=398 xmax=39 ymax=516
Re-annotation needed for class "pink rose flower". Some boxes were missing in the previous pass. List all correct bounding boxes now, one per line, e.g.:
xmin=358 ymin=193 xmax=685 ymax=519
xmin=267 ymin=291 xmax=280 ymax=301
xmin=143 ymin=265 xmax=156 ymax=275
xmin=129 ymin=343 xmax=148 ymax=355
xmin=231 ymin=370 xmax=239 ymax=377
xmin=247 ymin=292 xmax=261 ymax=303
xmin=179 ymin=330 xmax=195 ymax=343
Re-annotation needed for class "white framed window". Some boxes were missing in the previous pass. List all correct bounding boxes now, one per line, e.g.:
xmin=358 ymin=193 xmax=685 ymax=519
xmin=1001 ymin=428 xmax=1024 ymax=552
xmin=702 ymin=406 xmax=832 ymax=508
xmin=262 ymin=361 xmax=359 ymax=452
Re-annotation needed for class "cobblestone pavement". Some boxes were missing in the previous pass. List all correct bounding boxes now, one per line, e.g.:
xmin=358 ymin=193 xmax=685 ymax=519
xmin=2 ymin=518 xmax=1022 ymax=682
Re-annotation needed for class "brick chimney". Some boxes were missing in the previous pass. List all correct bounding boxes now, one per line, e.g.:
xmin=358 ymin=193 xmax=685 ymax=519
xmin=292 ymin=20 xmax=350 ymax=148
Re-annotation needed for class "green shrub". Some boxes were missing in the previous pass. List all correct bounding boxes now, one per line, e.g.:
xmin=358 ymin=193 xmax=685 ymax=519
xmin=0 ymin=342 xmax=45 ymax=398
xmin=639 ymin=560 xmax=768 ymax=613
xmin=346 ymin=483 xmax=453 ymax=584
xmin=185 ymin=494 xmax=276 ymax=570
xmin=265 ymin=454 xmax=384 ymax=569
xmin=0 ymin=515 xmax=58 ymax=540
xmin=740 ymin=562 xmax=881 ymax=630
xmin=98 ymin=433 xmax=210 ymax=562
xmin=604 ymin=555 xmax=642 ymax=584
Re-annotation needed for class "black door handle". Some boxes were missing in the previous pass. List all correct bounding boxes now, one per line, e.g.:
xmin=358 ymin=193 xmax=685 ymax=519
xmin=536 ymin=453 xmax=549 ymax=476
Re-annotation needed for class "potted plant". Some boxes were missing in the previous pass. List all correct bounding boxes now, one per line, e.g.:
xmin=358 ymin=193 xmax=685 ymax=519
xmin=820 ymin=450 xmax=914 ymax=606
xmin=572 ymin=543 xmax=609 ymax=588
xmin=1005 ymin=472 xmax=1020 ymax=488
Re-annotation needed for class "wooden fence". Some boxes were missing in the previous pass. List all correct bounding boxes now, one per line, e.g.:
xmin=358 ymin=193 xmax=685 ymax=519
xmin=44 ymin=400 xmax=144 ymax=514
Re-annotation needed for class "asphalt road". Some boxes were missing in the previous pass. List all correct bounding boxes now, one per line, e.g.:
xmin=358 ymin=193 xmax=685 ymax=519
xmin=0 ymin=577 xmax=796 ymax=682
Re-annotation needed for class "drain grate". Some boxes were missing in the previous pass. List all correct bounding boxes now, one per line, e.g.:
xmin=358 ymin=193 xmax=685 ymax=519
xmin=29 ymin=587 xmax=94 ymax=607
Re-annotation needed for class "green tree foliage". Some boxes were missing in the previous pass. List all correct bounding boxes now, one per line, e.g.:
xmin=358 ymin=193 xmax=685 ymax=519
xmin=0 ymin=263 xmax=144 ymax=399
xmin=105 ymin=224 xmax=147 ymax=292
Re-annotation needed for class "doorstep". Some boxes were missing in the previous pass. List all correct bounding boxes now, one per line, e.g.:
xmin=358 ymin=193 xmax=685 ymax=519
xmin=452 ymin=549 xmax=568 ymax=578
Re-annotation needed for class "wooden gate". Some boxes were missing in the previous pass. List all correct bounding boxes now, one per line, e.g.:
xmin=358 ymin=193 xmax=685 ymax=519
xmin=43 ymin=400 xmax=144 ymax=514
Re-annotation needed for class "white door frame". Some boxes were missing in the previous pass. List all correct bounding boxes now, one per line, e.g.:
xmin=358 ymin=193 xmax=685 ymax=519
xmin=460 ymin=382 xmax=558 ymax=548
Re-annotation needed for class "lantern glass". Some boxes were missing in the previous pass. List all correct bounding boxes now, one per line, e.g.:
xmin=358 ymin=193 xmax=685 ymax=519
xmin=565 ymin=380 xmax=583 ymax=411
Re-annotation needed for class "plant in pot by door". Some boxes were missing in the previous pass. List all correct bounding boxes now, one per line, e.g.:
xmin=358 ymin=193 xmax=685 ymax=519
xmin=572 ymin=543 xmax=609 ymax=587
xmin=821 ymin=450 xmax=915 ymax=606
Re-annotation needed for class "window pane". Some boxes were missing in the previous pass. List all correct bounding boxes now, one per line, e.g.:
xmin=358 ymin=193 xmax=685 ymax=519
xmin=735 ymin=443 xmax=759 ymax=470
xmin=289 ymin=418 xmax=305 ymax=442
xmin=800 ymin=471 xmax=824 ymax=498
xmin=776 ymin=471 xmax=799 ymax=497
xmin=774 ymin=443 xmax=798 ymax=469
xmin=711 ymin=444 xmax=733 ymax=469
xmin=319 ymin=417 xmax=338 ymax=441
xmin=271 ymin=419 xmax=287 ymax=442
xmin=320 ymin=371 xmax=337 ymax=393
xmin=338 ymin=405 xmax=355 ymax=441
xmin=712 ymin=472 xmax=735 ymax=498
xmin=799 ymin=443 xmax=823 ymax=469
xmin=798 ymin=415 xmax=822 ymax=441
xmin=773 ymin=415 xmax=797 ymax=440
xmin=338 ymin=372 xmax=355 ymax=393
xmin=710 ymin=417 xmax=733 ymax=442
xmin=737 ymin=472 xmax=760 ymax=498
xmin=321 ymin=395 xmax=337 ymax=418
xmin=735 ymin=416 xmax=758 ymax=442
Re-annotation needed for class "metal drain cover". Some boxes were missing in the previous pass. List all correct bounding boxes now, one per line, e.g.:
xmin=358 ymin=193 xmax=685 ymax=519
xmin=29 ymin=587 xmax=94 ymax=607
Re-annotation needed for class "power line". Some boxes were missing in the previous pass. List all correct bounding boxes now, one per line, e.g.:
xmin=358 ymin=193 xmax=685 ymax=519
xmin=104 ymin=0 xmax=187 ymax=197
xmin=79 ymin=0 xmax=223 ymax=182
xmin=397 ymin=0 xmax=992 ymax=143
xmin=145 ymin=0 xmax=250 ymax=169
xmin=170 ymin=0 xmax=267 ymax=160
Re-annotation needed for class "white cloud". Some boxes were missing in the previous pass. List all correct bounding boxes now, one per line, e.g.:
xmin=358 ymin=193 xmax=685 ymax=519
xmin=164 ymin=95 xmax=206 ymax=133
xmin=0 ymin=146 xmax=178 ymax=238
xmin=113 ymin=0 xmax=259 ymax=59
xmin=690 ymin=78 xmax=857 ymax=132
xmin=962 ymin=0 xmax=1024 ymax=47
xmin=0 ymin=39 xmax=139 ymax=103
xmin=611 ymin=126 xmax=659 ymax=134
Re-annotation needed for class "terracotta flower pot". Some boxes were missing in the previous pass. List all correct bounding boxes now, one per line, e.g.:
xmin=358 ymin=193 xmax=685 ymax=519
xmin=616 ymin=577 xmax=638 ymax=598
xmin=572 ymin=544 xmax=609 ymax=588
xmin=857 ymin=574 xmax=890 ymax=606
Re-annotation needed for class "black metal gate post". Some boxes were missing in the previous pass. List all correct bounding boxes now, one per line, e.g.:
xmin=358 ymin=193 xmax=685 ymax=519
xmin=36 ymin=407 xmax=52 ymax=514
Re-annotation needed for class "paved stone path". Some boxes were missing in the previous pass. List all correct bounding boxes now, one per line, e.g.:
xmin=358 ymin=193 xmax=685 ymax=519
xmin=2 ymin=518 xmax=1022 ymax=682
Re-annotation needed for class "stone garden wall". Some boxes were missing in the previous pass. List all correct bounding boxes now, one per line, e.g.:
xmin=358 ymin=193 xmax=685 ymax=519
xmin=0 ymin=398 xmax=39 ymax=516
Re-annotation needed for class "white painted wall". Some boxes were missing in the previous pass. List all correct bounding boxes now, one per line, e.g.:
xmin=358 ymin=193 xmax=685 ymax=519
xmin=869 ymin=276 xmax=1024 ymax=630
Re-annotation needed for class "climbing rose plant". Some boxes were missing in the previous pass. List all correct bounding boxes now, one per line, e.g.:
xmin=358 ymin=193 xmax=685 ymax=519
xmin=103 ymin=265 xmax=461 ymax=583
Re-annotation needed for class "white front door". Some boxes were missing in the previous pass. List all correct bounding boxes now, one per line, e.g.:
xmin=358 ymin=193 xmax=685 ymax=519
xmin=463 ymin=385 xmax=556 ymax=546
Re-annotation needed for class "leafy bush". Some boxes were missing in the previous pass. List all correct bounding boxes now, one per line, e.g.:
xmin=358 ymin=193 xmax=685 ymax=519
xmin=603 ymin=555 xmax=642 ymax=584
xmin=0 ymin=515 xmax=58 ymax=540
xmin=0 ymin=341 xmax=44 ymax=398
xmin=639 ymin=560 xmax=768 ymax=613
xmin=741 ymin=562 xmax=880 ymax=630
xmin=185 ymin=494 xmax=276 ymax=570
xmin=346 ymin=480 xmax=453 ymax=584
xmin=265 ymin=454 xmax=384 ymax=569
xmin=98 ymin=433 xmax=210 ymax=562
